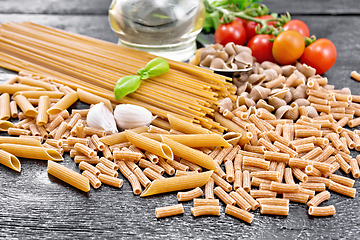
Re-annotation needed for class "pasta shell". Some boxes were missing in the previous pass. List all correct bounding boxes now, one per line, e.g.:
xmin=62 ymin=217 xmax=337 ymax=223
xmin=223 ymin=132 xmax=241 ymax=146
xmin=235 ymin=45 xmax=252 ymax=55
xmin=247 ymin=106 xmax=256 ymax=115
xmin=281 ymin=65 xmax=296 ymax=77
xmin=224 ymin=42 xmax=237 ymax=56
xmin=211 ymin=43 xmax=223 ymax=51
xmin=260 ymin=61 xmax=282 ymax=75
xmin=283 ymin=102 xmax=299 ymax=120
xmin=245 ymin=98 xmax=256 ymax=108
xmin=263 ymin=68 xmax=278 ymax=81
xmin=218 ymin=97 xmax=233 ymax=113
xmin=339 ymin=87 xmax=351 ymax=95
xmin=270 ymin=88 xmax=289 ymax=99
xmin=200 ymin=55 xmax=215 ymax=67
xmin=233 ymin=73 xmax=249 ymax=87
xmin=293 ymin=70 xmax=306 ymax=85
xmin=294 ymin=98 xmax=311 ymax=107
xmin=296 ymin=62 xmax=316 ymax=78
xmin=247 ymin=73 xmax=266 ymax=85
xmin=210 ymin=58 xmax=225 ymax=69
xmin=275 ymin=105 xmax=292 ymax=119
xmin=256 ymin=99 xmax=275 ymax=112
xmin=248 ymin=85 xmax=270 ymax=101
xmin=200 ymin=47 xmax=217 ymax=62
xmin=237 ymin=95 xmax=256 ymax=108
xmin=268 ymin=96 xmax=287 ymax=110
xmin=236 ymin=81 xmax=252 ymax=95
xmin=216 ymin=50 xmax=229 ymax=61
xmin=305 ymin=106 xmax=319 ymax=118
xmin=291 ymin=84 xmax=307 ymax=101
xmin=249 ymin=62 xmax=261 ymax=74
xmin=223 ymin=62 xmax=238 ymax=70
xmin=284 ymin=90 xmax=293 ymax=103
xmin=234 ymin=52 xmax=253 ymax=68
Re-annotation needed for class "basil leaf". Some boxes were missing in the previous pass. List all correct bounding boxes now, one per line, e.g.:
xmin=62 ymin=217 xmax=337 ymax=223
xmin=114 ymin=75 xmax=141 ymax=100
xmin=143 ymin=57 xmax=169 ymax=78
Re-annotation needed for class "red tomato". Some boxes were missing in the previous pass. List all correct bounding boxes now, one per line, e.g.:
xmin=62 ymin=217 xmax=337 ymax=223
xmin=272 ymin=30 xmax=305 ymax=65
xmin=247 ymin=34 xmax=275 ymax=63
xmin=233 ymin=17 xmax=247 ymax=29
xmin=283 ymin=19 xmax=310 ymax=37
xmin=215 ymin=20 xmax=247 ymax=46
xmin=300 ymin=38 xmax=337 ymax=75
xmin=246 ymin=15 xmax=276 ymax=41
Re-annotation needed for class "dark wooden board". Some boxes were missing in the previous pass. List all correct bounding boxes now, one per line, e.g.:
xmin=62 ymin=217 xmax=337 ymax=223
xmin=0 ymin=1 xmax=360 ymax=239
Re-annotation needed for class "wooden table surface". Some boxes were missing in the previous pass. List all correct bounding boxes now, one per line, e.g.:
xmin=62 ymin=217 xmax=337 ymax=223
xmin=0 ymin=0 xmax=360 ymax=239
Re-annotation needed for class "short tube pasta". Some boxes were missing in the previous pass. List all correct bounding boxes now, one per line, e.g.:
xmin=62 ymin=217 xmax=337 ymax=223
xmin=47 ymin=160 xmax=90 ymax=192
xmin=308 ymin=205 xmax=336 ymax=217
xmin=82 ymin=170 xmax=101 ymax=189
xmin=307 ymin=191 xmax=331 ymax=207
xmin=177 ymin=187 xmax=203 ymax=201
xmin=191 ymin=206 xmax=220 ymax=217
xmin=0 ymin=93 xmax=10 ymax=120
xmin=155 ymin=204 xmax=184 ymax=218
xmin=164 ymin=134 xmax=230 ymax=148
xmin=225 ymin=205 xmax=254 ymax=224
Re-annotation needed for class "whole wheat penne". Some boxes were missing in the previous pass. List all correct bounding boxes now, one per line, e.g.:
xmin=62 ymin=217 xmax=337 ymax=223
xmin=73 ymin=154 xmax=100 ymax=164
xmin=205 ymin=178 xmax=215 ymax=199
xmin=140 ymin=170 xmax=213 ymax=197
xmin=177 ymin=187 xmax=203 ymax=201
xmin=257 ymin=198 xmax=289 ymax=206
xmin=98 ymin=174 xmax=123 ymax=188
xmin=67 ymin=113 xmax=81 ymax=131
xmin=307 ymin=191 xmax=331 ymax=207
xmin=82 ymin=170 xmax=101 ymax=189
xmin=308 ymin=205 xmax=336 ymax=217
xmin=0 ymin=149 xmax=21 ymax=172
xmin=10 ymin=101 xmax=18 ymax=118
xmin=54 ymin=122 xmax=68 ymax=140
xmin=264 ymin=151 xmax=290 ymax=163
xmin=299 ymin=182 xmax=326 ymax=192
xmin=155 ymin=204 xmax=184 ymax=218
xmin=0 ymin=143 xmax=62 ymax=161
xmin=191 ymin=205 xmax=220 ymax=217
xmin=67 ymin=137 xmax=89 ymax=146
xmin=329 ymin=180 xmax=356 ymax=198
xmin=168 ymin=113 xmax=212 ymax=134
xmin=225 ymin=205 xmax=254 ymax=224
xmin=36 ymin=95 xmax=49 ymax=125
xmin=13 ymin=95 xmax=38 ymax=117
xmin=283 ymin=192 xmax=309 ymax=203
xmin=99 ymin=126 xmax=148 ymax=146
xmin=47 ymin=160 xmax=89 ymax=192
xmin=47 ymin=92 xmax=78 ymax=115
xmin=84 ymin=127 xmax=105 ymax=138
xmin=260 ymin=204 xmax=288 ymax=216
xmin=215 ymin=113 xmax=247 ymax=135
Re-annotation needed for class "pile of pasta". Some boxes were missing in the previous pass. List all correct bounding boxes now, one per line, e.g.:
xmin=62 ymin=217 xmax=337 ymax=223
xmin=0 ymin=22 xmax=237 ymax=132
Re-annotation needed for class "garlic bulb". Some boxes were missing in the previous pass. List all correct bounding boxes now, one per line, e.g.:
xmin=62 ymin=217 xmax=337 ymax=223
xmin=87 ymin=102 xmax=118 ymax=134
xmin=114 ymin=104 xmax=153 ymax=130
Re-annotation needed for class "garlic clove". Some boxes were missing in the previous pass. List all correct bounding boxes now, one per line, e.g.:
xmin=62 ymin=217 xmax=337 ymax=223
xmin=87 ymin=102 xmax=118 ymax=134
xmin=114 ymin=104 xmax=153 ymax=130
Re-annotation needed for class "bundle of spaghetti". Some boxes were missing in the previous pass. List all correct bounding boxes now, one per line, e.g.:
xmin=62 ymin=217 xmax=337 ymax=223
xmin=0 ymin=22 xmax=236 ymax=131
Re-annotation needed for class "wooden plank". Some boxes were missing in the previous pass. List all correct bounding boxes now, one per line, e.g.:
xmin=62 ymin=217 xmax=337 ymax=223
xmin=265 ymin=0 xmax=360 ymax=15
xmin=0 ymin=0 xmax=112 ymax=14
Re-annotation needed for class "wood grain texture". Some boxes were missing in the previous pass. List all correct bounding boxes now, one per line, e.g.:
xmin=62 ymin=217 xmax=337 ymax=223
xmin=0 ymin=0 xmax=360 ymax=239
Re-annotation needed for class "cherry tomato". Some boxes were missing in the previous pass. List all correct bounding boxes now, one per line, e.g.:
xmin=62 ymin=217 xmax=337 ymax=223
xmin=300 ymin=38 xmax=337 ymax=75
xmin=246 ymin=15 xmax=276 ymax=41
xmin=247 ymin=34 xmax=275 ymax=63
xmin=214 ymin=20 xmax=247 ymax=46
xmin=283 ymin=19 xmax=310 ymax=37
xmin=233 ymin=17 xmax=247 ymax=29
xmin=272 ymin=30 xmax=305 ymax=65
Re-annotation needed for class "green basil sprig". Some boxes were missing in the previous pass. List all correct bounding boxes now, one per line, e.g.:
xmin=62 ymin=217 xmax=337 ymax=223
xmin=114 ymin=58 xmax=169 ymax=100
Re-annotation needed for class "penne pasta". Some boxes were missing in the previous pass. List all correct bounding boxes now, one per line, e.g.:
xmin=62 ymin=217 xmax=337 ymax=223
xmin=0 ymin=143 xmax=63 ymax=161
xmin=13 ymin=90 xmax=64 ymax=99
xmin=0 ymin=149 xmax=21 ymax=172
xmin=13 ymin=95 xmax=38 ymax=117
xmin=77 ymin=88 xmax=112 ymax=111
xmin=164 ymin=134 xmax=230 ymax=148
xmin=47 ymin=160 xmax=89 ymax=192
xmin=141 ymin=171 xmax=213 ymax=197
xmin=47 ymin=92 xmax=78 ymax=115
xmin=36 ymin=95 xmax=49 ymax=125
xmin=168 ymin=114 xmax=212 ymax=134
xmin=0 ymin=93 xmax=10 ymax=120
